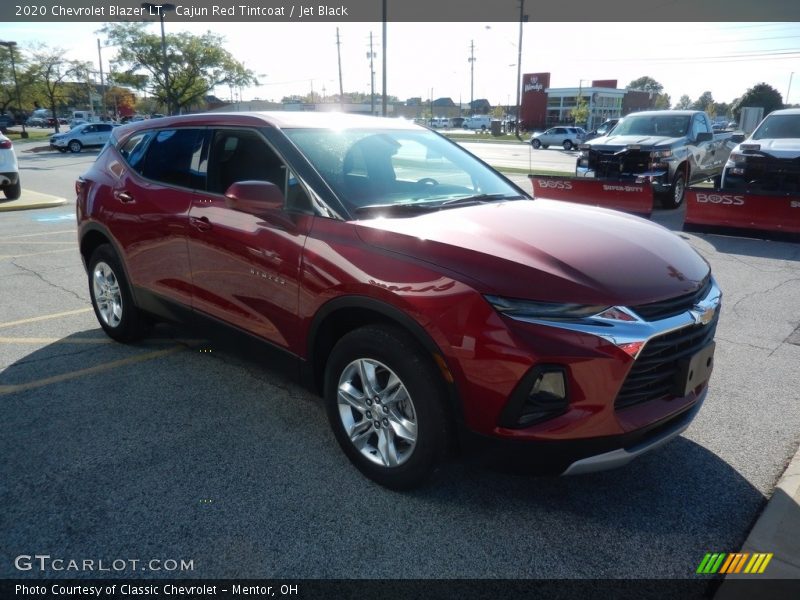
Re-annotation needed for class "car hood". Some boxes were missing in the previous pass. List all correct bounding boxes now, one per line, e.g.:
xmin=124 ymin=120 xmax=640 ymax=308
xmin=589 ymin=134 xmax=682 ymax=149
xmin=354 ymin=199 xmax=709 ymax=306
xmin=734 ymin=137 xmax=800 ymax=159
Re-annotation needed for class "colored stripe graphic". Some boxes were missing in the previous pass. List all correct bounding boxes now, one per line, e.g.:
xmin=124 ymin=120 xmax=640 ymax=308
xmin=698 ymin=552 xmax=774 ymax=575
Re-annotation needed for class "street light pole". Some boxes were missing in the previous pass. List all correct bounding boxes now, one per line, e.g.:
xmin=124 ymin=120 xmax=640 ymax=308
xmin=141 ymin=3 xmax=176 ymax=115
xmin=0 ymin=40 xmax=27 ymax=138
xmin=514 ymin=0 xmax=525 ymax=138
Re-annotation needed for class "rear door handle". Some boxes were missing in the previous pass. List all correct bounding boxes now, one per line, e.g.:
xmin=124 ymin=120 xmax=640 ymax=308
xmin=114 ymin=190 xmax=134 ymax=203
xmin=190 ymin=216 xmax=212 ymax=232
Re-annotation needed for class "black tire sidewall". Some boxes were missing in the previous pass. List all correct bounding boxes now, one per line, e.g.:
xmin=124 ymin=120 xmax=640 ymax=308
xmin=88 ymin=244 xmax=146 ymax=342
xmin=532 ymin=139 xmax=541 ymax=149
xmin=324 ymin=325 xmax=449 ymax=490
xmin=4 ymin=180 xmax=21 ymax=200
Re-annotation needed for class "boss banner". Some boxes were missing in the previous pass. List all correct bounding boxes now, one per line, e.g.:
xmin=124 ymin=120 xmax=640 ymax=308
xmin=528 ymin=175 xmax=653 ymax=217
xmin=684 ymin=187 xmax=800 ymax=237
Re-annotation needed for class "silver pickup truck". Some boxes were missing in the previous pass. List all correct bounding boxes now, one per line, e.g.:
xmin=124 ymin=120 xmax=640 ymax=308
xmin=576 ymin=110 xmax=744 ymax=208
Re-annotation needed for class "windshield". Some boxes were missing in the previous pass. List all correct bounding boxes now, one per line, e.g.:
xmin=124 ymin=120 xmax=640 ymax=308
xmin=751 ymin=114 xmax=800 ymax=140
xmin=610 ymin=115 xmax=690 ymax=138
xmin=283 ymin=128 xmax=522 ymax=216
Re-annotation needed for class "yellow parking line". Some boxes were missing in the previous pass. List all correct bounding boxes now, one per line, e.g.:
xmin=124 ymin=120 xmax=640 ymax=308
xmin=0 ymin=248 xmax=77 ymax=259
xmin=0 ymin=241 xmax=76 ymax=245
xmin=0 ymin=308 xmax=93 ymax=330
xmin=3 ymin=229 xmax=75 ymax=239
xmin=0 ymin=346 xmax=184 ymax=395
xmin=0 ymin=336 xmax=204 ymax=345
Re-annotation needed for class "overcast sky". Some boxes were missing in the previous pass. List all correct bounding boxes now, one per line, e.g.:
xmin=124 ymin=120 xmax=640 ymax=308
xmin=4 ymin=21 xmax=799 ymax=107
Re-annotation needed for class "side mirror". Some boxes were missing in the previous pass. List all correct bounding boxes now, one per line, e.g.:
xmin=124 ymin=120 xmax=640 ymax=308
xmin=695 ymin=132 xmax=713 ymax=143
xmin=224 ymin=180 xmax=284 ymax=215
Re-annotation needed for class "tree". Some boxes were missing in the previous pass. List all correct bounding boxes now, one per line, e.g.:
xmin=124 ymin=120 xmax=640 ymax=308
xmin=0 ymin=43 xmax=31 ymax=116
xmin=675 ymin=95 xmax=692 ymax=110
xmin=28 ymin=46 xmax=91 ymax=133
xmin=653 ymin=93 xmax=671 ymax=110
xmin=731 ymin=83 xmax=784 ymax=120
xmin=571 ymin=95 xmax=589 ymax=126
xmin=102 ymin=23 xmax=256 ymax=115
xmin=691 ymin=91 xmax=715 ymax=112
xmin=626 ymin=76 xmax=664 ymax=95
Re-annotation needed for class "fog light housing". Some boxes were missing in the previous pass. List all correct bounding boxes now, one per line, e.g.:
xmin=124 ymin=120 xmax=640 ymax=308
xmin=500 ymin=366 xmax=569 ymax=428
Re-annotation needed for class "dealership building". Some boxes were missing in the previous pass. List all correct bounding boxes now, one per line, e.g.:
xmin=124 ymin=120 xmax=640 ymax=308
xmin=519 ymin=73 xmax=654 ymax=131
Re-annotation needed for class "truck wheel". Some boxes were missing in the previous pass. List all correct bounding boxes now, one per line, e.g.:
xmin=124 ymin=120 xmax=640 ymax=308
xmin=664 ymin=168 xmax=687 ymax=209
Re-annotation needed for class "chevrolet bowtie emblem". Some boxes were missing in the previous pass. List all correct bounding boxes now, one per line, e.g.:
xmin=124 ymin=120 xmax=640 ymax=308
xmin=691 ymin=305 xmax=716 ymax=325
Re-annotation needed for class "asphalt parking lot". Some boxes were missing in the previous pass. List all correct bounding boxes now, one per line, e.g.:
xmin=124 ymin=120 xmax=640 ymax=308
xmin=1 ymin=143 xmax=799 ymax=589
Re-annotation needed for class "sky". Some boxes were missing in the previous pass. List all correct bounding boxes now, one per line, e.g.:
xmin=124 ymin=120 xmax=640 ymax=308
xmin=2 ymin=21 xmax=799 ymax=108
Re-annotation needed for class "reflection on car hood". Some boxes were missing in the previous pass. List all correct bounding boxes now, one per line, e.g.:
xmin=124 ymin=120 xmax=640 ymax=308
xmin=354 ymin=199 xmax=709 ymax=306
xmin=736 ymin=137 xmax=800 ymax=159
xmin=589 ymin=134 xmax=681 ymax=148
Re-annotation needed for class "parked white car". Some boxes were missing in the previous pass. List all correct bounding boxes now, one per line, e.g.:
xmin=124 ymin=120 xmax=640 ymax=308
xmin=50 ymin=122 xmax=115 ymax=153
xmin=0 ymin=133 xmax=20 ymax=200
xmin=463 ymin=115 xmax=492 ymax=130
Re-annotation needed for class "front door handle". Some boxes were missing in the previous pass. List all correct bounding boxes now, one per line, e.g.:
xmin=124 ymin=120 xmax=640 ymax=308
xmin=114 ymin=190 xmax=134 ymax=203
xmin=190 ymin=216 xmax=212 ymax=232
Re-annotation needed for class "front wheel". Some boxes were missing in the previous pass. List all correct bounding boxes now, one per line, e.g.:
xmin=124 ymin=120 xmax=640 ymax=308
xmin=663 ymin=168 xmax=687 ymax=209
xmin=531 ymin=139 xmax=541 ymax=149
xmin=324 ymin=325 xmax=450 ymax=490
xmin=88 ymin=244 xmax=149 ymax=342
xmin=69 ymin=140 xmax=82 ymax=153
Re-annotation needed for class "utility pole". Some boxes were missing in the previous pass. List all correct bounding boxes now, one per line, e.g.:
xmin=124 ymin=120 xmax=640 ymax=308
xmin=336 ymin=28 xmax=344 ymax=110
xmin=514 ymin=0 xmax=525 ymax=137
xmin=368 ymin=32 xmax=377 ymax=115
xmin=381 ymin=0 xmax=387 ymax=116
xmin=468 ymin=40 xmax=476 ymax=110
xmin=97 ymin=39 xmax=105 ymax=120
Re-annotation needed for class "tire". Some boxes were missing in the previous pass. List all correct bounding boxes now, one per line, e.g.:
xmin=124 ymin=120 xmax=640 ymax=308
xmin=563 ymin=140 xmax=574 ymax=151
xmin=531 ymin=139 xmax=541 ymax=149
xmin=663 ymin=167 xmax=687 ymax=209
xmin=324 ymin=325 xmax=450 ymax=490
xmin=87 ymin=244 xmax=149 ymax=342
xmin=3 ymin=179 xmax=21 ymax=200
xmin=69 ymin=140 xmax=82 ymax=153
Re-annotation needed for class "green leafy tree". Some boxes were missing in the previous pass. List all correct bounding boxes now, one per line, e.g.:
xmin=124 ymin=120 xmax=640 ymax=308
xmin=653 ymin=93 xmax=671 ymax=110
xmin=571 ymin=95 xmax=589 ymax=126
xmin=691 ymin=91 xmax=715 ymax=112
xmin=731 ymin=83 xmax=784 ymax=120
xmin=28 ymin=45 xmax=91 ymax=133
xmin=626 ymin=76 xmax=664 ymax=95
xmin=102 ymin=23 xmax=256 ymax=115
xmin=675 ymin=95 xmax=692 ymax=109
xmin=0 ymin=43 xmax=31 ymax=116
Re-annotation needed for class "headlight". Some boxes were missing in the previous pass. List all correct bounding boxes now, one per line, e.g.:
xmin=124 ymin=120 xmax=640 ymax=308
xmin=650 ymin=149 xmax=672 ymax=159
xmin=485 ymin=296 xmax=609 ymax=321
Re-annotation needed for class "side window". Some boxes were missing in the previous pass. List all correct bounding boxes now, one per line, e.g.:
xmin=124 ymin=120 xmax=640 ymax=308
xmin=207 ymin=129 xmax=285 ymax=195
xmin=118 ymin=131 xmax=153 ymax=172
xmin=140 ymin=128 xmax=206 ymax=189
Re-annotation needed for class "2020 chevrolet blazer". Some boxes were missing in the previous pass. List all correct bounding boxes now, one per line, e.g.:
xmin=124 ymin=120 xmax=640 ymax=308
xmin=77 ymin=112 xmax=721 ymax=489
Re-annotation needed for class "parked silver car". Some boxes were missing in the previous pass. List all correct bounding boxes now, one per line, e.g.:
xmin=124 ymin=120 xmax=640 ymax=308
xmin=50 ymin=122 xmax=115 ymax=153
xmin=531 ymin=126 xmax=586 ymax=150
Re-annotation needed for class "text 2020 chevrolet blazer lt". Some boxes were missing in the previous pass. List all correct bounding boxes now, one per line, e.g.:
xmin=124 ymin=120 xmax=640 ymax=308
xmin=76 ymin=112 xmax=721 ymax=489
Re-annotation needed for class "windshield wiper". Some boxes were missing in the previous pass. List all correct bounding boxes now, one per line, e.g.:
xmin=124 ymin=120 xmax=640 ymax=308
xmin=354 ymin=202 xmax=442 ymax=216
xmin=435 ymin=193 xmax=524 ymax=207
xmin=354 ymin=193 xmax=524 ymax=216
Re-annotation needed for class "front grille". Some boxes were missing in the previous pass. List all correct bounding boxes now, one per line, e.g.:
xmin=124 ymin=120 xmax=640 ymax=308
xmin=615 ymin=312 xmax=718 ymax=410
xmin=589 ymin=149 xmax=652 ymax=179
xmin=741 ymin=156 xmax=800 ymax=193
xmin=630 ymin=277 xmax=712 ymax=321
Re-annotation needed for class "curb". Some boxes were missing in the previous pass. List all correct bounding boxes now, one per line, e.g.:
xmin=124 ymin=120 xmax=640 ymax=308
xmin=0 ymin=190 xmax=68 ymax=212
xmin=715 ymin=442 xmax=800 ymax=598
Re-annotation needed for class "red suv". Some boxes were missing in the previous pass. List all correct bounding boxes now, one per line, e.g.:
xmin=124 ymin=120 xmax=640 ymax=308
xmin=77 ymin=112 xmax=720 ymax=489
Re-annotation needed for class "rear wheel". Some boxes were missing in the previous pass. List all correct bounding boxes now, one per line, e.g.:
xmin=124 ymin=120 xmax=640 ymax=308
xmin=563 ymin=140 xmax=574 ymax=151
xmin=88 ymin=244 xmax=149 ymax=342
xmin=3 ymin=179 xmax=21 ymax=200
xmin=324 ymin=325 xmax=450 ymax=490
